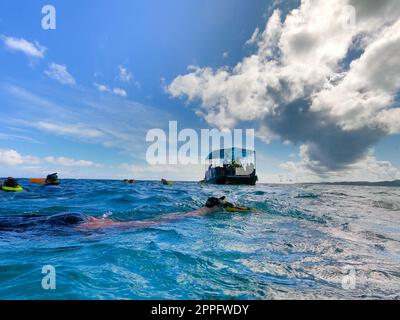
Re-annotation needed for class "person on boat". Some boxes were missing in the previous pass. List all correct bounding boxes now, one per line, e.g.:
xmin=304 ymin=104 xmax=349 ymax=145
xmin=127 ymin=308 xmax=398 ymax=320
xmin=229 ymin=159 xmax=241 ymax=169
xmin=44 ymin=173 xmax=60 ymax=186
xmin=0 ymin=196 xmax=251 ymax=232
xmin=1 ymin=177 xmax=24 ymax=192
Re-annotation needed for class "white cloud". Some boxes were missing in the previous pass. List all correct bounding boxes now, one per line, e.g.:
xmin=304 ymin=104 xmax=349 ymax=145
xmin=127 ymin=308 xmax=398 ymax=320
xmin=168 ymin=0 xmax=400 ymax=177
xmin=37 ymin=121 xmax=104 ymax=139
xmin=94 ymin=82 xmax=109 ymax=92
xmin=0 ymin=149 xmax=25 ymax=166
xmin=245 ymin=27 xmax=260 ymax=46
xmin=45 ymin=63 xmax=76 ymax=86
xmin=3 ymin=84 xmax=172 ymax=160
xmin=1 ymin=35 xmax=46 ymax=58
xmin=118 ymin=65 xmax=133 ymax=83
xmin=280 ymin=151 xmax=400 ymax=183
xmin=3 ymin=84 xmax=68 ymax=115
xmin=112 ymin=87 xmax=127 ymax=97
xmin=94 ymin=83 xmax=127 ymax=97
xmin=0 ymin=132 xmax=42 ymax=144
xmin=0 ymin=149 xmax=98 ymax=169
xmin=44 ymin=156 xmax=97 ymax=167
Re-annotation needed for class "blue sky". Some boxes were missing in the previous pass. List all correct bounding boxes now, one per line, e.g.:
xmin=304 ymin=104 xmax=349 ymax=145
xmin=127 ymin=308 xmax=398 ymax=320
xmin=0 ymin=0 xmax=399 ymax=182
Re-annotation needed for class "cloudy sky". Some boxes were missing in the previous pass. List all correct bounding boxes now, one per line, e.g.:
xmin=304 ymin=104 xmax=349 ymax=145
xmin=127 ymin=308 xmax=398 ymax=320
xmin=0 ymin=0 xmax=399 ymax=182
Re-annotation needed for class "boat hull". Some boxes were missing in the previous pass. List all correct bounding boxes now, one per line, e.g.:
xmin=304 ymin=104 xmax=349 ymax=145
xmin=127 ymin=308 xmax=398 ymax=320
xmin=204 ymin=174 xmax=258 ymax=185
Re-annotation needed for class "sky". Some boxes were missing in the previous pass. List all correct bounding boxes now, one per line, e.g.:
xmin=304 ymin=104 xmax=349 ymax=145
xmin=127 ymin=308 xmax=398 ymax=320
xmin=0 ymin=0 xmax=399 ymax=182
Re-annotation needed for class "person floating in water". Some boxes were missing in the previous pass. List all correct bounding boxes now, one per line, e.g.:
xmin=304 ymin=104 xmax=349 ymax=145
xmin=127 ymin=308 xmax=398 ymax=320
xmin=44 ymin=173 xmax=60 ymax=186
xmin=123 ymin=179 xmax=135 ymax=184
xmin=0 ymin=196 xmax=251 ymax=232
xmin=0 ymin=177 xmax=24 ymax=192
xmin=161 ymin=178 xmax=173 ymax=186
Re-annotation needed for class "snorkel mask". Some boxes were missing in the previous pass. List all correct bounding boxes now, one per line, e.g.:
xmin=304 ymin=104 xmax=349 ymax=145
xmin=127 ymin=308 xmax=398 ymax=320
xmin=205 ymin=196 xmax=251 ymax=212
xmin=205 ymin=196 xmax=226 ymax=208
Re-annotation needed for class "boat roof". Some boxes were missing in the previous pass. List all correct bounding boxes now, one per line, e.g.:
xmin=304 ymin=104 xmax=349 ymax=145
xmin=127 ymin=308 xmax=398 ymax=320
xmin=207 ymin=148 xmax=255 ymax=160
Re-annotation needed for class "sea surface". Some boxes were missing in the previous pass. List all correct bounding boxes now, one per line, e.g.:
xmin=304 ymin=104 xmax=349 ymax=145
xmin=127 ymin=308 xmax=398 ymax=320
xmin=0 ymin=179 xmax=399 ymax=299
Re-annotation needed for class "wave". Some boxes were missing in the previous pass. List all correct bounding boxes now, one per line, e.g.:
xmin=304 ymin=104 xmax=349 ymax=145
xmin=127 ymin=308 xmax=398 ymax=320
xmin=295 ymin=193 xmax=320 ymax=199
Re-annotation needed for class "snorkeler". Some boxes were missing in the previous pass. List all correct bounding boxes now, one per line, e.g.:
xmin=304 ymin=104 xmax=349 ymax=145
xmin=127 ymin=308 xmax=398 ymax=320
xmin=0 ymin=196 xmax=251 ymax=232
xmin=160 ymin=178 xmax=173 ymax=186
xmin=44 ymin=173 xmax=60 ymax=186
xmin=1 ymin=177 xmax=24 ymax=192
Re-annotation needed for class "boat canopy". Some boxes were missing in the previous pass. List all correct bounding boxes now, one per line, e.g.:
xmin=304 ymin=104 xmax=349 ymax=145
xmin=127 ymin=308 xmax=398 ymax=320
xmin=207 ymin=148 xmax=255 ymax=161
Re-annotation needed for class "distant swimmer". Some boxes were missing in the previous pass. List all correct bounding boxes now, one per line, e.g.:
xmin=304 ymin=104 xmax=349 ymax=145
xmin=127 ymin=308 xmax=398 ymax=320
xmin=0 ymin=196 xmax=252 ymax=232
xmin=0 ymin=177 xmax=24 ymax=192
xmin=29 ymin=173 xmax=60 ymax=186
xmin=44 ymin=173 xmax=60 ymax=186
xmin=161 ymin=178 xmax=173 ymax=186
xmin=123 ymin=179 xmax=135 ymax=184
xmin=79 ymin=196 xmax=235 ymax=230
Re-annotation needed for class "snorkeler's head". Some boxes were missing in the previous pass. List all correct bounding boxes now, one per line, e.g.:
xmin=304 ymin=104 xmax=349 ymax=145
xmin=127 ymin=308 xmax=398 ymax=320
xmin=46 ymin=173 xmax=58 ymax=182
xmin=3 ymin=177 xmax=18 ymax=188
xmin=205 ymin=196 xmax=226 ymax=208
xmin=46 ymin=212 xmax=86 ymax=226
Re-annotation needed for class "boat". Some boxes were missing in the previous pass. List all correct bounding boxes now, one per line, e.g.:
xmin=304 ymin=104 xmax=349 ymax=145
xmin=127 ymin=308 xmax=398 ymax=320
xmin=203 ymin=148 xmax=258 ymax=185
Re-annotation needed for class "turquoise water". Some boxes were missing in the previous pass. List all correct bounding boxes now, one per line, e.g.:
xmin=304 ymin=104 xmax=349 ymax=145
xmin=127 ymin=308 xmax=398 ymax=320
xmin=0 ymin=179 xmax=399 ymax=299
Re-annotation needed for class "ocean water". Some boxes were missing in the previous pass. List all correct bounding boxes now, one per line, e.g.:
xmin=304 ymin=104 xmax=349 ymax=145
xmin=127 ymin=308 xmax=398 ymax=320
xmin=0 ymin=179 xmax=399 ymax=300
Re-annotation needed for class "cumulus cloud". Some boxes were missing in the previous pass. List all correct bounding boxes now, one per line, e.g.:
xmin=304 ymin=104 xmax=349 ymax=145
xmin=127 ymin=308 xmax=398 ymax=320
xmin=112 ymin=87 xmax=127 ymax=97
xmin=280 ymin=151 xmax=400 ymax=183
xmin=168 ymin=0 xmax=400 ymax=177
xmin=0 ymin=149 xmax=98 ymax=169
xmin=0 ymin=149 xmax=25 ymax=166
xmin=45 ymin=63 xmax=76 ymax=86
xmin=245 ymin=27 xmax=260 ymax=46
xmin=1 ymin=35 xmax=46 ymax=58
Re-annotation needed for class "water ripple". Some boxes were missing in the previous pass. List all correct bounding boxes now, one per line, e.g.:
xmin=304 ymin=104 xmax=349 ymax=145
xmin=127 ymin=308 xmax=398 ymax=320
xmin=0 ymin=180 xmax=399 ymax=299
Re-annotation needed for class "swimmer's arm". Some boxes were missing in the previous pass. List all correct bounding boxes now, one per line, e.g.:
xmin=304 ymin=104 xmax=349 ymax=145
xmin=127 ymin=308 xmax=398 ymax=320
xmin=78 ymin=218 xmax=158 ymax=230
xmin=77 ymin=207 xmax=217 ymax=230
xmin=119 ymin=207 xmax=217 ymax=227
xmin=165 ymin=206 xmax=217 ymax=219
